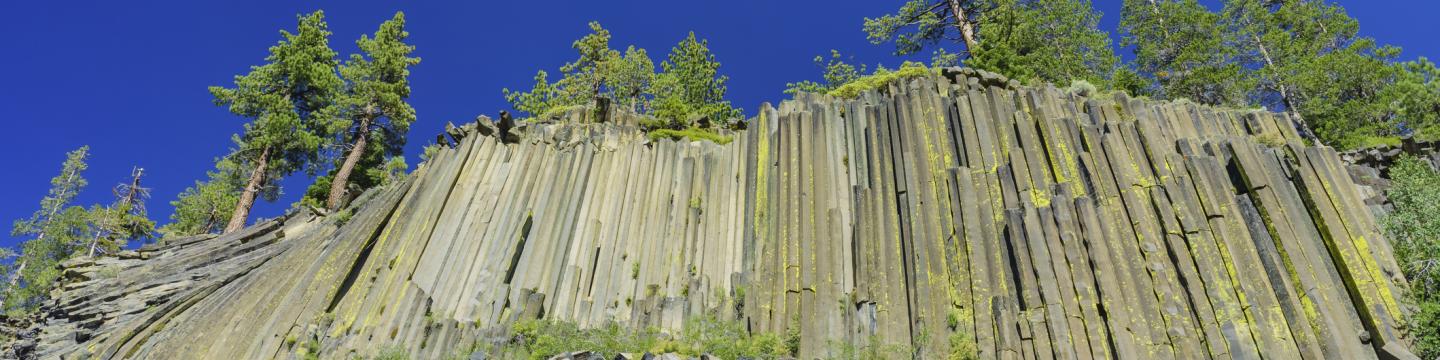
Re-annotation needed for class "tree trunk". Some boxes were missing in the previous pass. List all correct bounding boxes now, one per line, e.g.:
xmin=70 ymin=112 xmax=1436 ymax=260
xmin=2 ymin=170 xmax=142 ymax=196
xmin=225 ymin=146 xmax=271 ymax=234
xmin=7 ymin=162 xmax=84 ymax=287
xmin=1253 ymin=34 xmax=1314 ymax=140
xmin=946 ymin=0 xmax=979 ymax=53
xmin=87 ymin=228 xmax=104 ymax=257
xmin=327 ymin=116 xmax=373 ymax=210
xmin=8 ymin=260 xmax=24 ymax=287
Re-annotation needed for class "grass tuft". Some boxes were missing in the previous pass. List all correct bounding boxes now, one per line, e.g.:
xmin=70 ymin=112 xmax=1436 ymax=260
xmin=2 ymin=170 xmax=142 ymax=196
xmin=647 ymin=128 xmax=733 ymax=145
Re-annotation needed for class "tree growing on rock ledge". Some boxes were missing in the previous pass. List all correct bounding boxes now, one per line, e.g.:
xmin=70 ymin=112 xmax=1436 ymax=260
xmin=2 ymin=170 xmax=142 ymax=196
xmin=83 ymin=168 xmax=155 ymax=256
xmin=503 ymin=23 xmax=741 ymax=131
xmin=503 ymin=22 xmax=656 ymax=120
xmin=864 ymin=0 xmax=1119 ymax=87
xmin=208 ymin=11 xmax=343 ymax=233
xmin=784 ymin=50 xmax=868 ymax=95
xmin=319 ymin=11 xmax=419 ymax=210
xmin=161 ymin=158 xmax=245 ymax=238
xmin=4 ymin=147 xmax=94 ymax=313
xmin=652 ymin=32 xmax=742 ymax=128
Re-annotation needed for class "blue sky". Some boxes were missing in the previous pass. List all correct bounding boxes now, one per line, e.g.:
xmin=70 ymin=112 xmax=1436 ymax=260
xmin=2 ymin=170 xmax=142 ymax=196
xmin=1 ymin=1 xmax=1436 ymax=250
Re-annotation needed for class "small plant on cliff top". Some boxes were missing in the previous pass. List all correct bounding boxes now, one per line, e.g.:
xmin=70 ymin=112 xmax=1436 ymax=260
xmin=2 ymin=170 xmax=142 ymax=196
xmin=647 ymin=128 xmax=733 ymax=145
xmin=827 ymin=62 xmax=932 ymax=99
xmin=1256 ymin=132 xmax=1285 ymax=148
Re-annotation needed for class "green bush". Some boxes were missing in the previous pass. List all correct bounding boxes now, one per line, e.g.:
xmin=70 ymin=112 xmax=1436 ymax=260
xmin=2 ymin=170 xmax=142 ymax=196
xmin=374 ymin=345 xmax=410 ymax=360
xmin=1382 ymin=155 xmax=1440 ymax=357
xmin=827 ymin=62 xmax=933 ymax=99
xmin=1065 ymin=79 xmax=1098 ymax=97
xmin=506 ymin=315 xmax=787 ymax=360
xmin=1255 ymin=132 xmax=1286 ymax=148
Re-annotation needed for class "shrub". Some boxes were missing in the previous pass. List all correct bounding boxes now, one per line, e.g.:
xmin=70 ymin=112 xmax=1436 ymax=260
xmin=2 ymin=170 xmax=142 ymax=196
xmin=1382 ymin=155 xmax=1440 ymax=357
xmin=827 ymin=62 xmax=933 ymax=99
xmin=506 ymin=316 xmax=787 ymax=360
xmin=372 ymin=345 xmax=410 ymax=360
xmin=1256 ymin=132 xmax=1286 ymax=148
xmin=1065 ymin=79 xmax=1097 ymax=97
xmin=1349 ymin=135 xmax=1404 ymax=149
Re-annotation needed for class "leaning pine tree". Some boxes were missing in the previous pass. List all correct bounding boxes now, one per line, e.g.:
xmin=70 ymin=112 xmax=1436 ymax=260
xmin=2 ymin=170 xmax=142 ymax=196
xmin=4 ymin=147 xmax=94 ymax=313
xmin=323 ymin=12 xmax=420 ymax=210
xmin=209 ymin=10 xmax=343 ymax=233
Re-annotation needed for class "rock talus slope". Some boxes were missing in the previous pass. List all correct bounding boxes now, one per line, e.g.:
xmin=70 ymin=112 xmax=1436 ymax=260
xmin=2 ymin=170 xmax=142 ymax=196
xmin=11 ymin=69 xmax=1419 ymax=359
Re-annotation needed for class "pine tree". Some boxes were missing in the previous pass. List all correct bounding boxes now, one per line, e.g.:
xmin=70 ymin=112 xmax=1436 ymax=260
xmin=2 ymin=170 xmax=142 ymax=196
xmin=209 ymin=11 xmax=343 ymax=233
xmin=652 ymin=32 xmax=742 ymax=127
xmin=302 ymin=134 xmax=407 ymax=210
xmin=866 ymin=0 xmax=1119 ymax=87
xmin=1224 ymin=0 xmax=1438 ymax=147
xmin=323 ymin=12 xmax=420 ymax=210
xmin=785 ymin=50 xmax=868 ymax=95
xmin=863 ymin=0 xmax=980 ymax=59
xmin=966 ymin=0 xmax=1119 ymax=86
xmin=503 ymin=22 xmax=656 ymax=119
xmin=84 ymin=168 xmax=155 ymax=256
xmin=161 ymin=158 xmax=245 ymax=238
xmin=1120 ymin=0 xmax=1251 ymax=105
xmin=504 ymin=70 xmax=564 ymax=118
xmin=8 ymin=147 xmax=89 ymax=288
xmin=603 ymin=46 xmax=656 ymax=114
xmin=4 ymin=147 xmax=93 ymax=313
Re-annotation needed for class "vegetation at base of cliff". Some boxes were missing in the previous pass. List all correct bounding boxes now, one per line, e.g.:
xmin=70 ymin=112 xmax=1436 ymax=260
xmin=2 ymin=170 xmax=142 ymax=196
xmin=505 ymin=315 xmax=786 ymax=360
xmin=647 ymin=128 xmax=733 ymax=145
xmin=1382 ymin=156 xmax=1440 ymax=358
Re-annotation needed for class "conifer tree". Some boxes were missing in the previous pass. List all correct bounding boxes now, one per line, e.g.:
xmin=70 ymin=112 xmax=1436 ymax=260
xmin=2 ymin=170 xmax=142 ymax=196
xmin=323 ymin=12 xmax=420 ymax=210
xmin=504 ymin=70 xmax=564 ymax=118
xmin=966 ymin=0 xmax=1119 ymax=86
xmin=866 ymin=0 xmax=1119 ymax=86
xmin=1120 ymin=0 xmax=1251 ymax=105
xmin=604 ymin=46 xmax=656 ymax=113
xmin=84 ymin=168 xmax=155 ymax=256
xmin=785 ymin=50 xmax=868 ymax=95
xmin=1224 ymin=0 xmax=1439 ymax=147
xmin=209 ymin=11 xmax=343 ymax=233
xmin=652 ymin=32 xmax=741 ymax=127
xmin=302 ymin=135 xmax=407 ymax=210
xmin=4 ymin=147 xmax=93 ymax=312
xmin=863 ymin=0 xmax=980 ymax=59
xmin=504 ymin=22 xmax=656 ymax=119
xmin=161 ymin=158 xmax=245 ymax=238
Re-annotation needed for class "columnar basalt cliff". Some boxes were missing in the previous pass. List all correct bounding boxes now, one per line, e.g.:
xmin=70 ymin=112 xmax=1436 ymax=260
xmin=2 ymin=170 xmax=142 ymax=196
xmin=6 ymin=69 xmax=1419 ymax=359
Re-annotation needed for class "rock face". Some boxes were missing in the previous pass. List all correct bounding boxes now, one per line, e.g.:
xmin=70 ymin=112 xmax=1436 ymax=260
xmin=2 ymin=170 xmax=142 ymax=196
xmin=1339 ymin=137 xmax=1440 ymax=217
xmin=9 ymin=69 xmax=1418 ymax=359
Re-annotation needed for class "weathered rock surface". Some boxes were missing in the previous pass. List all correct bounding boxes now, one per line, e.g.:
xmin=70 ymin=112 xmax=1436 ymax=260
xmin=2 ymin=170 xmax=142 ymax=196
xmin=1339 ymin=136 xmax=1440 ymax=217
xmin=5 ymin=69 xmax=1419 ymax=359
